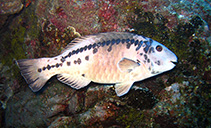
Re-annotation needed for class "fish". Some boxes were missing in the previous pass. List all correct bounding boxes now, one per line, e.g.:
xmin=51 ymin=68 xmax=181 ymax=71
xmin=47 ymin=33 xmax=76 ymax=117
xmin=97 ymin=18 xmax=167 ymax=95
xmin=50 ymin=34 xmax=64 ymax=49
xmin=16 ymin=32 xmax=177 ymax=96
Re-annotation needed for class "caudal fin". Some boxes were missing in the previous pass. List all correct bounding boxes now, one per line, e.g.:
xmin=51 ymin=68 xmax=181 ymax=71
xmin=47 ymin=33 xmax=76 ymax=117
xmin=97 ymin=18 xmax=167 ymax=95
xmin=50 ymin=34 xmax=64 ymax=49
xmin=16 ymin=58 xmax=53 ymax=92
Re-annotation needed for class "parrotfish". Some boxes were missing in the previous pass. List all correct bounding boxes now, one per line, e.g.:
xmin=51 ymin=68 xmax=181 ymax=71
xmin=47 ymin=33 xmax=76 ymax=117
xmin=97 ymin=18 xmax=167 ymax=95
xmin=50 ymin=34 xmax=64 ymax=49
xmin=17 ymin=32 xmax=177 ymax=96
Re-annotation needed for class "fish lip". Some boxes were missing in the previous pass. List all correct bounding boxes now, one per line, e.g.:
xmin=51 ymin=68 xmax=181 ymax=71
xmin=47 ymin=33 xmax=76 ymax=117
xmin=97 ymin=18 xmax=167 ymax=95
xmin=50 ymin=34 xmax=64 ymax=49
xmin=170 ymin=59 xmax=177 ymax=66
xmin=170 ymin=54 xmax=178 ymax=65
xmin=171 ymin=60 xmax=177 ymax=64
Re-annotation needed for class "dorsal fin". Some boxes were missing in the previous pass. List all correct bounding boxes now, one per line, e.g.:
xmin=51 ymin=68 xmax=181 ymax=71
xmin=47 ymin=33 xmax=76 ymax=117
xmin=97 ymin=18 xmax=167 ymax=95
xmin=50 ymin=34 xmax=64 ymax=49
xmin=61 ymin=35 xmax=97 ymax=53
xmin=61 ymin=32 xmax=137 ymax=54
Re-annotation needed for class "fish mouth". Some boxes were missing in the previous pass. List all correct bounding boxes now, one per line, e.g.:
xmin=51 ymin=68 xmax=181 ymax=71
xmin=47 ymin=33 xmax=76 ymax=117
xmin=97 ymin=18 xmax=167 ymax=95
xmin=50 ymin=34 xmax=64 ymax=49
xmin=170 ymin=61 xmax=177 ymax=66
xmin=169 ymin=54 xmax=178 ymax=67
xmin=170 ymin=57 xmax=178 ymax=66
xmin=170 ymin=53 xmax=178 ymax=65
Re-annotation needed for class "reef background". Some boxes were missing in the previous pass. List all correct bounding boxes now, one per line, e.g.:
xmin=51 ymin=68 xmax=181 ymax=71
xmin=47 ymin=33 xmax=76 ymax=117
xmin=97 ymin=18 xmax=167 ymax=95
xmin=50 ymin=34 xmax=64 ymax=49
xmin=0 ymin=0 xmax=210 ymax=127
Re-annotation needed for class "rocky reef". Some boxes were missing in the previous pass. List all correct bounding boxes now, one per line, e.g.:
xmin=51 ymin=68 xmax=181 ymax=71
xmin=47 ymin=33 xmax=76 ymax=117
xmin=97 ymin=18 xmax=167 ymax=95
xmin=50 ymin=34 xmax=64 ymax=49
xmin=0 ymin=0 xmax=210 ymax=127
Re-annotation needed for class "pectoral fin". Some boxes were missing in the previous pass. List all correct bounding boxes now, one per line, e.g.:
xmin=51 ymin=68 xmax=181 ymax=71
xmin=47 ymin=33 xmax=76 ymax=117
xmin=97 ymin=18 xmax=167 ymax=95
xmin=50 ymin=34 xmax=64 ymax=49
xmin=115 ymin=82 xmax=134 ymax=96
xmin=117 ymin=58 xmax=140 ymax=73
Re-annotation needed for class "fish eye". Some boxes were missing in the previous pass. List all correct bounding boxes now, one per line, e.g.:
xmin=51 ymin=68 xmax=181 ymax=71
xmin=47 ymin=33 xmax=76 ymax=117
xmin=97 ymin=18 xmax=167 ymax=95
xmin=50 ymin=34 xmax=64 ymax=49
xmin=156 ymin=45 xmax=163 ymax=52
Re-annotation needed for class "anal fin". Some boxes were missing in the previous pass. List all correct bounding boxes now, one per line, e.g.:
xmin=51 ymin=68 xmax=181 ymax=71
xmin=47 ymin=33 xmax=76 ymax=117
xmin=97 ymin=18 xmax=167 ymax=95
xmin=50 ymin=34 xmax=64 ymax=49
xmin=57 ymin=74 xmax=91 ymax=89
xmin=115 ymin=81 xmax=134 ymax=96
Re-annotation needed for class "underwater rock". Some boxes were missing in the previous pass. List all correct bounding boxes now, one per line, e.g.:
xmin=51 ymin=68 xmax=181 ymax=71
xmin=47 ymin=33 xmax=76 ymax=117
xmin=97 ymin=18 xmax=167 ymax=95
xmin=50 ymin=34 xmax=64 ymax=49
xmin=5 ymin=80 xmax=75 ymax=127
xmin=0 ymin=0 xmax=23 ymax=15
xmin=84 ymin=85 xmax=113 ymax=109
xmin=48 ymin=116 xmax=75 ymax=128
xmin=67 ymin=91 xmax=84 ymax=115
xmin=5 ymin=89 xmax=49 ymax=128
xmin=122 ymin=86 xmax=158 ymax=110
xmin=79 ymin=99 xmax=120 ymax=127
xmin=140 ymin=0 xmax=211 ymax=29
xmin=0 ymin=63 xmax=16 ymax=110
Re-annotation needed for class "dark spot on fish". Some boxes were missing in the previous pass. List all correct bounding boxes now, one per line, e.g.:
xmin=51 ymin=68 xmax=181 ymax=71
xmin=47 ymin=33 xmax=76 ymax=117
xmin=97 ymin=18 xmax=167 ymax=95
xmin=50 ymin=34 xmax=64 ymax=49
xmin=137 ymin=59 xmax=140 ymax=63
xmin=75 ymin=49 xmax=79 ymax=54
xmin=64 ymin=55 xmax=68 ymax=58
xmin=47 ymin=59 xmax=50 ymax=62
xmin=85 ymin=55 xmax=89 ymax=61
xmin=93 ymin=48 xmax=98 ymax=54
xmin=156 ymin=61 xmax=160 ymax=65
xmin=72 ymin=50 xmax=76 ymax=55
xmin=126 ymin=43 xmax=131 ymax=49
xmin=97 ymin=42 xmax=101 ymax=47
xmin=47 ymin=65 xmax=51 ymax=70
xmin=122 ymin=39 xmax=125 ymax=44
xmin=59 ymin=63 xmax=63 ymax=66
xmin=67 ymin=61 xmax=71 ymax=66
xmin=111 ymin=39 xmax=116 ymax=45
xmin=79 ymin=48 xmax=83 ymax=53
xmin=134 ymin=40 xmax=139 ymax=46
xmin=136 ymin=43 xmax=142 ymax=51
xmin=56 ymin=63 xmax=60 ymax=68
xmin=131 ymin=39 xmax=135 ymax=44
xmin=116 ymin=39 xmax=120 ymax=44
xmin=38 ymin=68 xmax=42 ymax=72
xmin=54 ymin=58 xmax=57 ymax=60
xmin=126 ymin=39 xmax=130 ymax=43
xmin=51 ymin=65 xmax=55 ymax=68
xmin=74 ymin=60 xmax=77 ymax=64
xmin=93 ymin=43 xmax=97 ymax=48
xmin=144 ymin=54 xmax=147 ymax=60
xmin=151 ymin=70 xmax=156 ymax=74
xmin=147 ymin=59 xmax=150 ymax=63
xmin=107 ymin=46 xmax=112 ymax=52
xmin=149 ymin=47 xmax=155 ymax=54
xmin=61 ymin=57 xmax=65 ymax=62
xmin=43 ymin=67 xmax=46 ymax=70
xmin=143 ymin=40 xmax=152 ymax=53
xmin=140 ymin=53 xmax=143 ymax=56
xmin=84 ymin=46 xmax=88 ymax=51
xmin=68 ymin=52 xmax=72 ymax=57
xmin=106 ymin=40 xmax=110 ymax=46
xmin=82 ymin=74 xmax=85 ymax=77
xmin=149 ymin=38 xmax=153 ymax=44
xmin=78 ymin=58 xmax=81 ymax=65
xmin=88 ymin=44 xmax=92 ymax=50
xmin=139 ymin=40 xmax=143 ymax=45
xmin=148 ymin=67 xmax=151 ymax=71
xmin=102 ymin=41 xmax=106 ymax=47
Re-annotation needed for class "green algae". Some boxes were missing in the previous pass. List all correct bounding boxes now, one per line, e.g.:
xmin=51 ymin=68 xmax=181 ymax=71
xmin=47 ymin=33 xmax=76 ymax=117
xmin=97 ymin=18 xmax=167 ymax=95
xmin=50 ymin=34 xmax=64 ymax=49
xmin=116 ymin=108 xmax=145 ymax=128
xmin=1 ymin=25 xmax=26 ymax=66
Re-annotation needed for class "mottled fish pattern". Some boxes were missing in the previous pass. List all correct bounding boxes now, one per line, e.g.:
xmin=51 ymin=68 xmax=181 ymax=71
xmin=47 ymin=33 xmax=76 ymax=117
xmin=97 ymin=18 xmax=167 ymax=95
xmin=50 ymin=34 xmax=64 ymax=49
xmin=17 ymin=32 xmax=177 ymax=96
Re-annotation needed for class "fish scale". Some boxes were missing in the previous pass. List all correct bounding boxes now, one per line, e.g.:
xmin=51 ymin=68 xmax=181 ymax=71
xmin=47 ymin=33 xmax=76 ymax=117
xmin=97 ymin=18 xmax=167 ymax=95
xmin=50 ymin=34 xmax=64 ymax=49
xmin=90 ymin=42 xmax=131 ymax=83
xmin=16 ymin=32 xmax=177 ymax=96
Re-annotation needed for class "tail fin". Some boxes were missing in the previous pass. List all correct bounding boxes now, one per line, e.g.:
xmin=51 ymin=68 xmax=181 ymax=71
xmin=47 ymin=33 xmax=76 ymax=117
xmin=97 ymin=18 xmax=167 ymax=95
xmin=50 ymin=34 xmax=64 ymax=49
xmin=16 ymin=58 xmax=53 ymax=92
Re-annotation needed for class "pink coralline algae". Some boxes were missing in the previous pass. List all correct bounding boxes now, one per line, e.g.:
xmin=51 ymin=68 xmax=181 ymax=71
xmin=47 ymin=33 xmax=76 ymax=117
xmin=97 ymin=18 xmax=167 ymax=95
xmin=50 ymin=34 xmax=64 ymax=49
xmin=98 ymin=1 xmax=119 ymax=32
xmin=35 ymin=0 xmax=211 ymax=36
xmin=35 ymin=0 xmax=140 ymax=35
xmin=36 ymin=0 xmax=100 ymax=34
